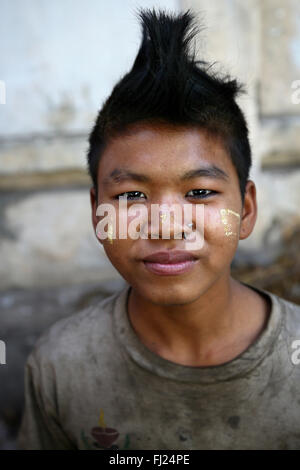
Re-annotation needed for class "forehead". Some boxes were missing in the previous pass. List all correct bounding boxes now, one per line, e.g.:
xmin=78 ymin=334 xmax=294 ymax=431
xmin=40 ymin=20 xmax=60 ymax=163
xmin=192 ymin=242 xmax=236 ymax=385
xmin=97 ymin=122 xmax=234 ymax=180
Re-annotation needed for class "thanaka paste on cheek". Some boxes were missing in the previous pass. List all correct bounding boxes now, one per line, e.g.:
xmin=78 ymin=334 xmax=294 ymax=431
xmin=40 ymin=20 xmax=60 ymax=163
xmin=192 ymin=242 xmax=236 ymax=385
xmin=107 ymin=223 xmax=114 ymax=244
xmin=220 ymin=209 xmax=241 ymax=237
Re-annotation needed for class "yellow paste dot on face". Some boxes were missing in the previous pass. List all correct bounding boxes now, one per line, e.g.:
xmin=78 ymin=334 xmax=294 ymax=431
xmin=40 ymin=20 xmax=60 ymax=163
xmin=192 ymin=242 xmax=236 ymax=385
xmin=107 ymin=222 xmax=114 ymax=244
xmin=220 ymin=208 xmax=241 ymax=237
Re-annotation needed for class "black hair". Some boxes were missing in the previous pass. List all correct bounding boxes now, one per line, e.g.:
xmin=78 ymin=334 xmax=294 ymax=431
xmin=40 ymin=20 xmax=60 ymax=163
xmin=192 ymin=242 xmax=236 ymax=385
xmin=87 ymin=8 xmax=251 ymax=201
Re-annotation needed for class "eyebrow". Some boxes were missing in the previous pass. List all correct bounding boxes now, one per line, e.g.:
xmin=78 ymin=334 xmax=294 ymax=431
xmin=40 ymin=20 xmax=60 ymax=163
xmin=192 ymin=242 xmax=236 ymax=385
xmin=103 ymin=165 xmax=229 ymax=186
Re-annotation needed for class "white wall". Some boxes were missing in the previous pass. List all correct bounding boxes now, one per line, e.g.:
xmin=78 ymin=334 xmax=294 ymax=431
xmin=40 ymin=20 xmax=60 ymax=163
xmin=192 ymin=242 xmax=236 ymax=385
xmin=0 ymin=0 xmax=179 ymax=138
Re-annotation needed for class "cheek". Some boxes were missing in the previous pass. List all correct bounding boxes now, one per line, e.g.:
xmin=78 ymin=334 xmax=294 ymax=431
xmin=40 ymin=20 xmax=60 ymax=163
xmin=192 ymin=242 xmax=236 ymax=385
xmin=96 ymin=203 xmax=140 ymax=243
xmin=97 ymin=205 xmax=241 ymax=257
xmin=204 ymin=207 xmax=241 ymax=248
xmin=102 ymin=238 xmax=134 ymax=279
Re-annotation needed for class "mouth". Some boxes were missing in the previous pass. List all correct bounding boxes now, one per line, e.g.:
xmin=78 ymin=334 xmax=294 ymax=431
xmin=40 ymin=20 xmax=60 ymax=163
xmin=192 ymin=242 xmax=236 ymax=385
xmin=141 ymin=250 xmax=199 ymax=276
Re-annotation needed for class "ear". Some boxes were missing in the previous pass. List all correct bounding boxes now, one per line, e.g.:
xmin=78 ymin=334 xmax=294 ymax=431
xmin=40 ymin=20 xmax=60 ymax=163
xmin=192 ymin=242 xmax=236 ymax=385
xmin=239 ymin=180 xmax=257 ymax=240
xmin=90 ymin=187 xmax=103 ymax=245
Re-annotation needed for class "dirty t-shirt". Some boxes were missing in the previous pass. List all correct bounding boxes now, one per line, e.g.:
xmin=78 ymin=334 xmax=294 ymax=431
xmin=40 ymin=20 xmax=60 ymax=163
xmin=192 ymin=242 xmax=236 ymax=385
xmin=18 ymin=283 xmax=300 ymax=450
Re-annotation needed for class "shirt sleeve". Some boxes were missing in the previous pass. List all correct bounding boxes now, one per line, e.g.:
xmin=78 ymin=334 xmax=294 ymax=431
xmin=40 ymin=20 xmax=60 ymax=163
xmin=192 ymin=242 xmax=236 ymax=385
xmin=17 ymin=350 xmax=76 ymax=450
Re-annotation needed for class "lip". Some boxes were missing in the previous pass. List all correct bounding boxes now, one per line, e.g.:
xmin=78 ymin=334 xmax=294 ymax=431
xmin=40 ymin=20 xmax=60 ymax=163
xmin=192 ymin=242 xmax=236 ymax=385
xmin=142 ymin=250 xmax=199 ymax=276
xmin=143 ymin=260 xmax=197 ymax=276
xmin=142 ymin=250 xmax=198 ymax=263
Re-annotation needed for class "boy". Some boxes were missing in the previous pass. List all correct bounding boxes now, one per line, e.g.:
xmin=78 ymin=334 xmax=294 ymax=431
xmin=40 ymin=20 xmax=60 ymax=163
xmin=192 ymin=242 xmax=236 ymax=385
xmin=18 ymin=9 xmax=300 ymax=450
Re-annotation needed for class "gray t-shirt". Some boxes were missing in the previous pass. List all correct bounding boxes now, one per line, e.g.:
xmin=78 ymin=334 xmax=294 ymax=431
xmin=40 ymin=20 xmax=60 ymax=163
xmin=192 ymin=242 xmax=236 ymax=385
xmin=18 ymin=283 xmax=300 ymax=450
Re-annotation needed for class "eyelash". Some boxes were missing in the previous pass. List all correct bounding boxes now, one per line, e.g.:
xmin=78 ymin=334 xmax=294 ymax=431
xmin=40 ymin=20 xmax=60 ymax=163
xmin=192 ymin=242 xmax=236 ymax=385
xmin=114 ymin=190 xmax=217 ymax=200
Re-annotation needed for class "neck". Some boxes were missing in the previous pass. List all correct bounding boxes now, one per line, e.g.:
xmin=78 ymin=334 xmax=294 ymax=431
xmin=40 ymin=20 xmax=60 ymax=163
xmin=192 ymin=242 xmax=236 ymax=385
xmin=127 ymin=274 xmax=270 ymax=366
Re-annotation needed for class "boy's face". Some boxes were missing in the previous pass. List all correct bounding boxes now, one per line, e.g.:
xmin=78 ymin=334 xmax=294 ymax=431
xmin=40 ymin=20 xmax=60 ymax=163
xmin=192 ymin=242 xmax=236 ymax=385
xmin=91 ymin=122 xmax=257 ymax=305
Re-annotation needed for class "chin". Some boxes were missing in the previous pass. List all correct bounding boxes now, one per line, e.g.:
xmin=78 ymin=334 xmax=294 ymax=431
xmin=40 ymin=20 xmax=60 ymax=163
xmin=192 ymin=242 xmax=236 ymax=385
xmin=135 ymin=281 xmax=205 ymax=306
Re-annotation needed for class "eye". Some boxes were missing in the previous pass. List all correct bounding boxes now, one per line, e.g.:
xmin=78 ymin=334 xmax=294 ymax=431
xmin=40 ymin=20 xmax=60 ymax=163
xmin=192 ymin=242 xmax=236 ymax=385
xmin=186 ymin=189 xmax=216 ymax=199
xmin=114 ymin=191 xmax=146 ymax=200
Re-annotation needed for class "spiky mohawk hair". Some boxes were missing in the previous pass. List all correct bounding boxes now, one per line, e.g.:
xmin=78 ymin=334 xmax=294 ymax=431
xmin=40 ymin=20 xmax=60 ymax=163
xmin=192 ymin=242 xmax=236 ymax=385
xmin=87 ymin=8 xmax=251 ymax=200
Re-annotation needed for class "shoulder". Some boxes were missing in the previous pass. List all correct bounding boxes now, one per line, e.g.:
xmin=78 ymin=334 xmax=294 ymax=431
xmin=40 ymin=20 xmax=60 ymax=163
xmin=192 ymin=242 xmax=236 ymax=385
xmin=27 ymin=288 xmax=123 ymax=370
xmin=244 ymin=281 xmax=300 ymax=325
xmin=273 ymin=293 xmax=300 ymax=334
xmin=254 ymin=283 xmax=300 ymax=337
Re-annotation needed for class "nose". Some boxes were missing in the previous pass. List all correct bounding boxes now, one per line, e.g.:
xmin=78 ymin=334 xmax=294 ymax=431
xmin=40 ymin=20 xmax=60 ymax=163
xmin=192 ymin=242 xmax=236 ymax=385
xmin=143 ymin=202 xmax=195 ymax=240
